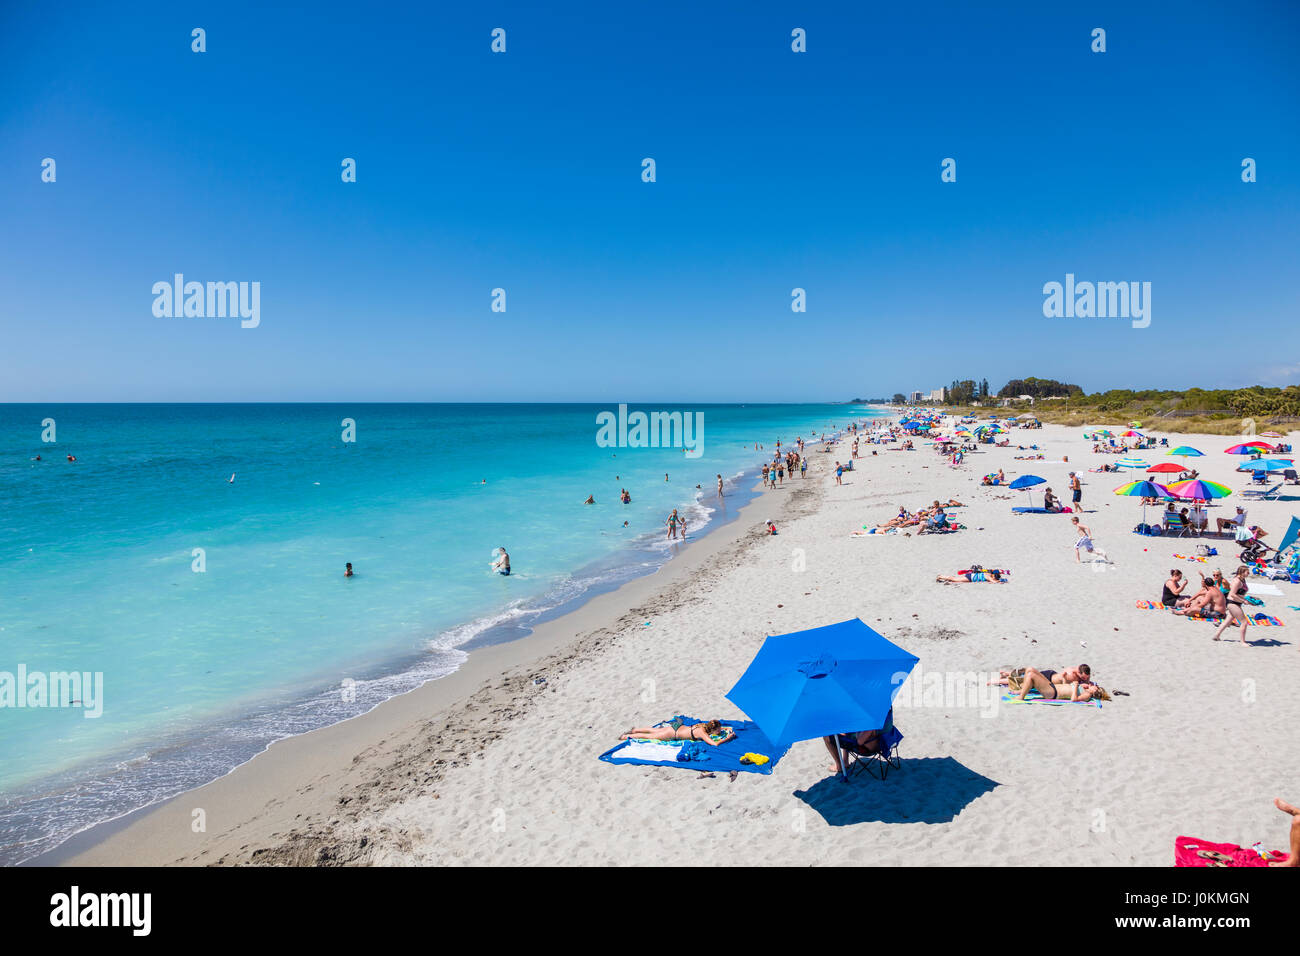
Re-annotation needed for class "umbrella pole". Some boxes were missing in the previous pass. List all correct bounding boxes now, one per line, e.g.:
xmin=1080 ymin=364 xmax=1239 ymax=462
xmin=837 ymin=737 xmax=849 ymax=781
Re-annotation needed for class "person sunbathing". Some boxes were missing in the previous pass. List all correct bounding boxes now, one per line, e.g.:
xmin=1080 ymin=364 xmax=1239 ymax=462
xmin=1172 ymin=577 xmax=1226 ymax=617
xmin=918 ymin=508 xmax=950 ymax=533
xmin=936 ymin=568 xmax=1002 ymax=583
xmin=989 ymin=665 xmax=1099 ymax=702
xmin=619 ymin=719 xmax=737 ymax=745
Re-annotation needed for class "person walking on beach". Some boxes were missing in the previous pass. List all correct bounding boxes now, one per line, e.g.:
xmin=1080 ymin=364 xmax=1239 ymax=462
xmin=800 ymin=457 xmax=807 ymax=479
xmin=1212 ymin=566 xmax=1251 ymax=645
xmin=834 ymin=462 xmax=843 ymax=485
xmin=666 ymin=509 xmax=681 ymax=540
xmin=1069 ymin=472 xmax=1083 ymax=512
xmin=717 ymin=474 xmax=724 ymax=497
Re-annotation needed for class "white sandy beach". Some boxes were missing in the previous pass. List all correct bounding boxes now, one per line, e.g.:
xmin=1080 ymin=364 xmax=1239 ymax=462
xmin=63 ymin=419 xmax=1300 ymax=867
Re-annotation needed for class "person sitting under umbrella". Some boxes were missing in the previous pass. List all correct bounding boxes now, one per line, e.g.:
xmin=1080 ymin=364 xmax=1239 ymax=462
xmin=822 ymin=724 xmax=889 ymax=775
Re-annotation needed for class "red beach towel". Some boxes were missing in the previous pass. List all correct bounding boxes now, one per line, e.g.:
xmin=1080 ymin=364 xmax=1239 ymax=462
xmin=1174 ymin=835 xmax=1286 ymax=867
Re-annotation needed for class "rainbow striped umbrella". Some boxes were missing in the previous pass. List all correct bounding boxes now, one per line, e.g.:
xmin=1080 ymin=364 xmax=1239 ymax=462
xmin=1168 ymin=446 xmax=1203 ymax=457
xmin=1225 ymin=442 xmax=1275 ymax=454
xmin=1121 ymin=429 xmax=1144 ymax=438
xmin=1167 ymin=479 xmax=1232 ymax=500
xmin=1115 ymin=479 xmax=1173 ymax=524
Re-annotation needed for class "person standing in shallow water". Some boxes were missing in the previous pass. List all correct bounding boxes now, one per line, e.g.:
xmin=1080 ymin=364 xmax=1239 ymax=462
xmin=666 ymin=509 xmax=681 ymax=540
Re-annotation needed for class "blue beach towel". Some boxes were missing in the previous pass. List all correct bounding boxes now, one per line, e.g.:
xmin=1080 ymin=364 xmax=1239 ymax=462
xmin=1012 ymin=507 xmax=1053 ymax=514
xmin=598 ymin=716 xmax=790 ymax=774
xmin=1001 ymin=692 xmax=1102 ymax=709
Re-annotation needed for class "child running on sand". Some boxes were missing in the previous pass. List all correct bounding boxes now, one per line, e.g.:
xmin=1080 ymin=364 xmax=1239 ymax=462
xmin=1071 ymin=516 xmax=1096 ymax=562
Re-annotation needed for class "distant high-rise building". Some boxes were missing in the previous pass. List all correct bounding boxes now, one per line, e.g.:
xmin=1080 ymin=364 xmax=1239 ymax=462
xmin=909 ymin=391 xmax=924 ymax=403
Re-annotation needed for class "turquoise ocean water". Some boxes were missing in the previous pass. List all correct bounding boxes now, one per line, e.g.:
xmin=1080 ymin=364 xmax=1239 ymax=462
xmin=0 ymin=403 xmax=881 ymax=862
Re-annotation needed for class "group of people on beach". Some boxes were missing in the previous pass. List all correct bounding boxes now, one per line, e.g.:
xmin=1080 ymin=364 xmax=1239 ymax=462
xmin=1160 ymin=565 xmax=1255 ymax=642
xmin=870 ymin=499 xmax=964 ymax=534
xmin=762 ymin=450 xmax=805 ymax=488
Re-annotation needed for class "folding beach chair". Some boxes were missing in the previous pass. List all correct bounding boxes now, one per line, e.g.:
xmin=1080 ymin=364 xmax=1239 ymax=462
xmin=1283 ymin=469 xmax=1299 ymax=486
xmin=1242 ymin=484 xmax=1282 ymax=501
xmin=843 ymin=710 xmax=903 ymax=781
xmin=1163 ymin=514 xmax=1192 ymax=537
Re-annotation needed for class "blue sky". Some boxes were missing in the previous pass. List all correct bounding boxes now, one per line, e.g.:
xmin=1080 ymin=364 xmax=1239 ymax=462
xmin=2 ymin=1 xmax=1297 ymax=402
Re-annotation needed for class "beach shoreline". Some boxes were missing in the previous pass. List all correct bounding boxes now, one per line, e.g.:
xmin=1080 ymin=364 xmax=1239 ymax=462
xmin=54 ymin=419 xmax=1300 ymax=867
xmin=49 ymin=443 xmax=827 ymax=866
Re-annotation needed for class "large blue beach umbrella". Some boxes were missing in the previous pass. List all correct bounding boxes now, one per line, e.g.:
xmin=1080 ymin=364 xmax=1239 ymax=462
xmin=727 ymin=619 xmax=918 ymax=779
xmin=1236 ymin=458 xmax=1294 ymax=473
xmin=1008 ymin=473 xmax=1046 ymax=507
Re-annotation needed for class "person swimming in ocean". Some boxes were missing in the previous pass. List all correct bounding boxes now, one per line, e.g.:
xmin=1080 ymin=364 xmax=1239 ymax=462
xmin=345 ymin=562 xmax=353 ymax=578
xmin=492 ymin=548 xmax=510 ymax=575
xmin=584 ymin=495 xmax=595 ymax=504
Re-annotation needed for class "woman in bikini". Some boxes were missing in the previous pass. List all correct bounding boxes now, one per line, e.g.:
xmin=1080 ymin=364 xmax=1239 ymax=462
xmin=1212 ymin=565 xmax=1251 ymax=645
xmin=989 ymin=665 xmax=1099 ymax=701
xmin=619 ymin=719 xmax=737 ymax=745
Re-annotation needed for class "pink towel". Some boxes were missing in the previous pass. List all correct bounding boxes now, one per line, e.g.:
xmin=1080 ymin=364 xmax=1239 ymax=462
xmin=1174 ymin=836 xmax=1286 ymax=867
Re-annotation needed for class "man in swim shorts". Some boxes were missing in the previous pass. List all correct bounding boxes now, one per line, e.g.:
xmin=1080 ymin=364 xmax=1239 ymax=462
xmin=1071 ymin=516 xmax=1095 ymax=562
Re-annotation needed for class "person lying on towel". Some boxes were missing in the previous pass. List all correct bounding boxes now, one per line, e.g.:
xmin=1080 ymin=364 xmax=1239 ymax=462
xmin=936 ymin=567 xmax=1003 ymax=583
xmin=988 ymin=665 xmax=1101 ymax=702
xmin=619 ymin=719 xmax=736 ymax=745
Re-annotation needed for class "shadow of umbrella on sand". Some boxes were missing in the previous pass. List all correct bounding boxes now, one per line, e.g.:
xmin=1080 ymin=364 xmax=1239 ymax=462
xmin=793 ymin=756 xmax=999 ymax=825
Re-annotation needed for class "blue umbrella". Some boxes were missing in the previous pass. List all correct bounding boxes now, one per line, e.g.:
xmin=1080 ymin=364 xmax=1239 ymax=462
xmin=726 ymin=619 xmax=918 ymax=779
xmin=1237 ymin=459 xmax=1293 ymax=472
xmin=1009 ymin=473 xmax=1045 ymax=507
xmin=1279 ymin=516 xmax=1300 ymax=555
